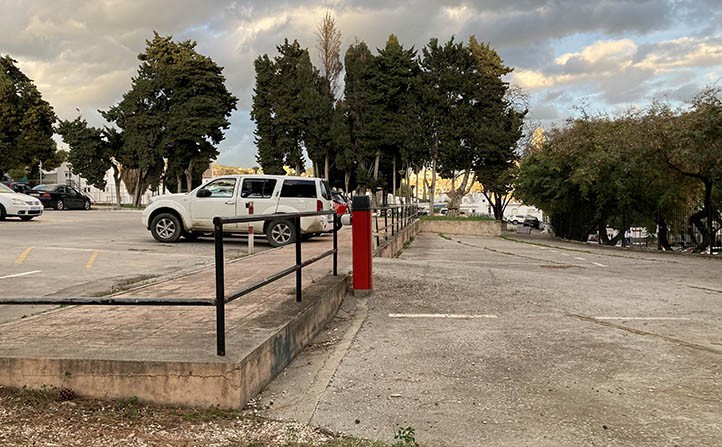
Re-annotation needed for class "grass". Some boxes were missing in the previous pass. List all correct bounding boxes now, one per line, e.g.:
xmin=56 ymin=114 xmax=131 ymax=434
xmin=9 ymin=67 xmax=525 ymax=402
xmin=420 ymin=215 xmax=494 ymax=222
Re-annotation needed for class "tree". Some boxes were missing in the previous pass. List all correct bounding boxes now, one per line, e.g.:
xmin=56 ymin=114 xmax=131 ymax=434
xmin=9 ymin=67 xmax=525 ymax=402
xmin=0 ymin=55 xmax=57 ymax=180
xmin=419 ymin=37 xmax=524 ymax=217
xmin=515 ymin=107 xmax=700 ymax=245
xmin=103 ymin=33 xmax=237 ymax=205
xmin=651 ymin=88 xmax=722 ymax=252
xmin=366 ymin=35 xmax=420 ymax=203
xmin=252 ymin=39 xmax=317 ymax=174
xmin=251 ymin=55 xmax=285 ymax=175
xmin=315 ymin=12 xmax=343 ymax=99
xmin=311 ymin=12 xmax=344 ymax=182
xmin=343 ymin=40 xmax=375 ymax=193
xmin=56 ymin=118 xmax=124 ymax=206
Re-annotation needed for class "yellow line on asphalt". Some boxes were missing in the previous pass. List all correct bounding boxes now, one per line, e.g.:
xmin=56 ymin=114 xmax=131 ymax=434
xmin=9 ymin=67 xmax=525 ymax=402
xmin=85 ymin=251 xmax=99 ymax=271
xmin=15 ymin=247 xmax=32 ymax=264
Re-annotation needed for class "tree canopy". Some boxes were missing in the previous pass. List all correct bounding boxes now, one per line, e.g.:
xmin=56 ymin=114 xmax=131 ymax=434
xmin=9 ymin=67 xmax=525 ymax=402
xmin=103 ymin=32 xmax=237 ymax=204
xmin=516 ymin=91 xmax=722 ymax=251
xmin=0 ymin=55 xmax=57 ymax=180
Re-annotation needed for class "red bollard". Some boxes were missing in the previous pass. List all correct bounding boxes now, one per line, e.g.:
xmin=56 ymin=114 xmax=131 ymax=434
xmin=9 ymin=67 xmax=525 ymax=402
xmin=352 ymin=195 xmax=373 ymax=296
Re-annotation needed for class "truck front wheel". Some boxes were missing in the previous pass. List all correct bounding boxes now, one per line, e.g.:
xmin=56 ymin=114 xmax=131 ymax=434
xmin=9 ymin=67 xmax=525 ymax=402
xmin=150 ymin=213 xmax=182 ymax=243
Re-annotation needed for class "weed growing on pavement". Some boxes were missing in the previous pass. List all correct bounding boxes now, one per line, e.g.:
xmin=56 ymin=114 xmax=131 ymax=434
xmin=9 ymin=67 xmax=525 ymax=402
xmin=393 ymin=426 xmax=419 ymax=446
xmin=402 ymin=237 xmax=415 ymax=249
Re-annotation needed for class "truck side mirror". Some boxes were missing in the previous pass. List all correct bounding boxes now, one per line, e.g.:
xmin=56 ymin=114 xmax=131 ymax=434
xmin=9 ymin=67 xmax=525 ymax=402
xmin=197 ymin=188 xmax=212 ymax=198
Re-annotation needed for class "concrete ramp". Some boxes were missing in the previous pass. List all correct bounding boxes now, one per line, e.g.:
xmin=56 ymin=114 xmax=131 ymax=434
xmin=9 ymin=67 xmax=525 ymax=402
xmin=0 ymin=234 xmax=351 ymax=409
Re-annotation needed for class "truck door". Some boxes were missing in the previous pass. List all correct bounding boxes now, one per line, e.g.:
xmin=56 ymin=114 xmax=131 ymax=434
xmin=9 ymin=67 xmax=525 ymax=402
xmin=189 ymin=178 xmax=239 ymax=230
xmin=237 ymin=177 xmax=279 ymax=233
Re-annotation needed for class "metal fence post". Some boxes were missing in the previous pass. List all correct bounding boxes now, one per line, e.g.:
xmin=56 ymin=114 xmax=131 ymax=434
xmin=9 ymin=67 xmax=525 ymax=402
xmin=333 ymin=213 xmax=338 ymax=276
xmin=391 ymin=207 xmax=395 ymax=236
xmin=213 ymin=217 xmax=226 ymax=357
xmin=295 ymin=215 xmax=302 ymax=303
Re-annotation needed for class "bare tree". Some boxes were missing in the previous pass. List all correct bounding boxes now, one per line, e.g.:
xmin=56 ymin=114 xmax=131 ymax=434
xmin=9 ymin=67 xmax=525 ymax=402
xmin=315 ymin=11 xmax=343 ymax=98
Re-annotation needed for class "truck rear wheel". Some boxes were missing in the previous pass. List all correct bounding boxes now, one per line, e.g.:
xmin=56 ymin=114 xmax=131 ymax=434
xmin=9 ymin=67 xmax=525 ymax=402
xmin=266 ymin=219 xmax=295 ymax=247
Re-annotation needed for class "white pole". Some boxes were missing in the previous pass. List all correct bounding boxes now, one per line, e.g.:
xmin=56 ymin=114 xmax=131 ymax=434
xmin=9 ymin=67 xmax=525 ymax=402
xmin=248 ymin=201 xmax=255 ymax=255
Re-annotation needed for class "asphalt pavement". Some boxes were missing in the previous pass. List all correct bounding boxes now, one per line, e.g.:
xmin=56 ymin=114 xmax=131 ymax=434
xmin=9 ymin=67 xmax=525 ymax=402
xmin=254 ymin=231 xmax=722 ymax=447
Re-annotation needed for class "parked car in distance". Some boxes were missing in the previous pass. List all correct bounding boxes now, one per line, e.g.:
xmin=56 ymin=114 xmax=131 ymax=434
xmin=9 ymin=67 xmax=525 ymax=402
xmin=1 ymin=181 xmax=33 ymax=194
xmin=330 ymin=191 xmax=350 ymax=230
xmin=141 ymin=175 xmax=334 ymax=246
xmin=506 ymin=214 xmax=526 ymax=225
xmin=523 ymin=215 xmax=541 ymax=229
xmin=0 ymin=182 xmax=44 ymax=220
xmin=28 ymin=184 xmax=92 ymax=210
xmin=331 ymin=191 xmax=349 ymax=216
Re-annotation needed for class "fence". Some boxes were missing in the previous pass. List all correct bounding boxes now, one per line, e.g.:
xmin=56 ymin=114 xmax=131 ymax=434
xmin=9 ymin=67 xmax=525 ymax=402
xmin=0 ymin=210 xmax=339 ymax=357
xmin=372 ymin=204 xmax=419 ymax=251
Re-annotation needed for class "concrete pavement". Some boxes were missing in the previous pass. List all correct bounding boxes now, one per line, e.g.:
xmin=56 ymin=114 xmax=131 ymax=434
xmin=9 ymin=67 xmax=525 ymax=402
xmin=254 ymin=231 xmax=722 ymax=447
xmin=2 ymin=224 xmax=721 ymax=446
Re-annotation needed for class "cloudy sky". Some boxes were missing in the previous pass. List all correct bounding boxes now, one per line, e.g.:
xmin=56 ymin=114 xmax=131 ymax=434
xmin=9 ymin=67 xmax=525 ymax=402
xmin=3 ymin=0 xmax=721 ymax=167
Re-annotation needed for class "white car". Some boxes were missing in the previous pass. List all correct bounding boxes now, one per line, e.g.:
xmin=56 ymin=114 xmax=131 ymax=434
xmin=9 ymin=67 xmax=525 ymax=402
xmin=141 ymin=175 xmax=335 ymax=246
xmin=0 ymin=182 xmax=44 ymax=221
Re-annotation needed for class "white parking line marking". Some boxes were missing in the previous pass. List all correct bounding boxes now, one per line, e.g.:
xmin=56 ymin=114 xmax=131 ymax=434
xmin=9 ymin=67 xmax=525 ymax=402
xmin=0 ymin=270 xmax=42 ymax=280
xmin=592 ymin=262 xmax=607 ymax=267
xmin=594 ymin=317 xmax=691 ymax=321
xmin=561 ymin=253 xmax=570 ymax=257
xmin=389 ymin=313 xmax=498 ymax=319
xmin=575 ymin=257 xmax=586 ymax=261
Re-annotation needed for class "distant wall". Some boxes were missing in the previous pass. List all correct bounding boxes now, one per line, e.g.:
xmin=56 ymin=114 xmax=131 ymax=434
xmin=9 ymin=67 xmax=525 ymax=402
xmin=419 ymin=220 xmax=504 ymax=237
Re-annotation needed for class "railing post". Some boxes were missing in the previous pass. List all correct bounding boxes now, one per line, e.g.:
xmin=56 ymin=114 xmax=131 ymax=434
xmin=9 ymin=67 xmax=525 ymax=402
xmin=391 ymin=207 xmax=395 ymax=236
xmin=213 ymin=217 xmax=226 ymax=357
xmin=333 ymin=213 xmax=338 ymax=276
xmin=295 ymin=215 xmax=302 ymax=303
xmin=384 ymin=210 xmax=388 ymax=241
xmin=374 ymin=212 xmax=380 ymax=248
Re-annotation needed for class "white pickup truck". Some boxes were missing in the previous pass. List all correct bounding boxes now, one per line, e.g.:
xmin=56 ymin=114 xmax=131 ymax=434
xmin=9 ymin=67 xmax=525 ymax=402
xmin=141 ymin=175 xmax=334 ymax=246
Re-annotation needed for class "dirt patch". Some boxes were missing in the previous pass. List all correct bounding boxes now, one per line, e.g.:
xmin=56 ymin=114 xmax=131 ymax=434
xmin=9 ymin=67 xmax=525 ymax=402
xmin=0 ymin=386 xmax=400 ymax=447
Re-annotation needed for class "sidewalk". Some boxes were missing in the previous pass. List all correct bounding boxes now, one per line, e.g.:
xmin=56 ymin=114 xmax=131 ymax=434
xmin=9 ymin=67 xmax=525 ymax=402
xmin=0 ymin=229 xmax=352 ymax=408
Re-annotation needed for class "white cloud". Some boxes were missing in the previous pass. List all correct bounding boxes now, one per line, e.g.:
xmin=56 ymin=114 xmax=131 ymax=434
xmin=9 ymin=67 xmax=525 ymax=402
xmin=3 ymin=1 xmax=722 ymax=165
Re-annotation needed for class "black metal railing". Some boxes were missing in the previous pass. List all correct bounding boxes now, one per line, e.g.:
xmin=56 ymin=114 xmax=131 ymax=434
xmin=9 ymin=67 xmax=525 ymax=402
xmin=213 ymin=210 xmax=338 ymax=355
xmin=372 ymin=204 xmax=419 ymax=250
xmin=0 ymin=210 xmax=339 ymax=357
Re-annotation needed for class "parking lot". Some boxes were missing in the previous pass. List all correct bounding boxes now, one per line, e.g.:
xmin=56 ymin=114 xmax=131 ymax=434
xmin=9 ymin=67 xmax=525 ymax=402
xmin=0 ymin=208 xmax=270 ymax=323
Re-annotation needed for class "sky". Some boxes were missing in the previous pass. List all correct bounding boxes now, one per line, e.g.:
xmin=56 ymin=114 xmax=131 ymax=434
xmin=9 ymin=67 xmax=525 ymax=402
xmin=2 ymin=0 xmax=721 ymax=167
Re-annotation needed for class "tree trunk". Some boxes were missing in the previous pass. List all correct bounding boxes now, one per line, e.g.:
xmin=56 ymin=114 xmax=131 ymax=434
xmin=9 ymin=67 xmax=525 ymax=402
xmin=184 ymin=159 xmax=194 ymax=193
xmin=324 ymin=151 xmax=330 ymax=182
xmin=689 ymin=209 xmax=709 ymax=253
xmin=429 ymin=145 xmax=438 ymax=214
xmin=176 ymin=175 xmax=182 ymax=193
xmin=112 ymin=164 xmax=122 ymax=207
xmin=344 ymin=171 xmax=350 ymax=194
xmin=134 ymin=169 xmax=144 ymax=207
xmin=414 ymin=166 xmax=419 ymax=204
xmin=446 ymin=169 xmax=473 ymax=217
xmin=656 ymin=211 xmax=672 ymax=250
xmin=392 ymin=157 xmax=396 ymax=205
